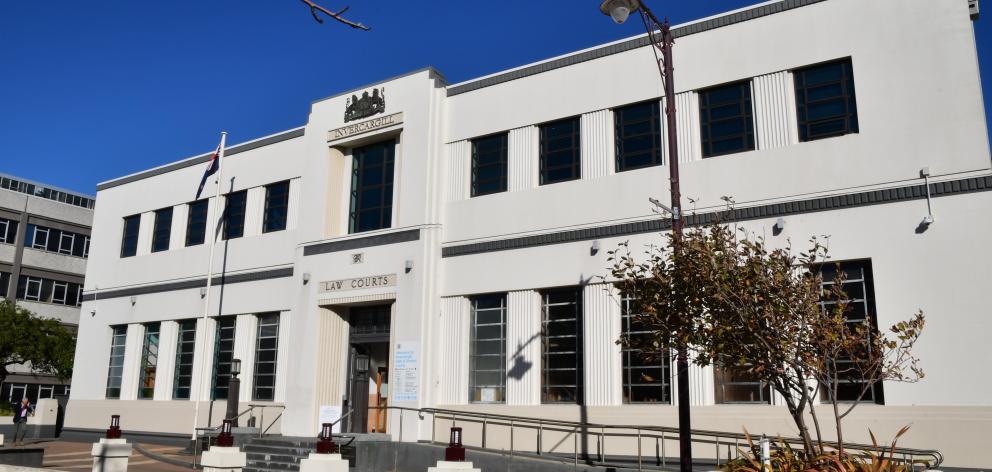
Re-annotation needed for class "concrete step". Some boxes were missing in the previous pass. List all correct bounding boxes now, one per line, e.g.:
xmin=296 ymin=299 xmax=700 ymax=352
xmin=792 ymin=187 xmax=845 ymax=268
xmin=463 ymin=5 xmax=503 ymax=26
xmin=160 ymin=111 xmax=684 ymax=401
xmin=244 ymin=444 xmax=312 ymax=456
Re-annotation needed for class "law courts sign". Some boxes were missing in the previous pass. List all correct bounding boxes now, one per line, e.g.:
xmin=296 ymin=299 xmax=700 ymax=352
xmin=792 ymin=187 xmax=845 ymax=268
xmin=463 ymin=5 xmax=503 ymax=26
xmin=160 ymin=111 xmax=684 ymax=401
xmin=319 ymin=274 xmax=397 ymax=293
xmin=328 ymin=112 xmax=403 ymax=143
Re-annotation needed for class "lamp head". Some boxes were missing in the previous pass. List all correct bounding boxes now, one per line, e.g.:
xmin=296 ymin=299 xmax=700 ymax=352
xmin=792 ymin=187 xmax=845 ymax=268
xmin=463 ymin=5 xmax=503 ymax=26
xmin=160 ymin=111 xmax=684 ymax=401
xmin=230 ymin=358 xmax=242 ymax=377
xmin=600 ymin=0 xmax=640 ymax=24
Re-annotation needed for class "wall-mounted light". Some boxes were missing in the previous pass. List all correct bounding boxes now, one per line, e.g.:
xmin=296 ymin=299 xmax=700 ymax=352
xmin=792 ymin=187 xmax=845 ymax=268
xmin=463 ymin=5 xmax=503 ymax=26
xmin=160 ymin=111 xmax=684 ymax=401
xmin=774 ymin=218 xmax=786 ymax=231
xmin=130 ymin=296 xmax=136 ymax=306
xmin=591 ymin=240 xmax=601 ymax=255
xmin=199 ymin=287 xmax=207 ymax=298
xmin=920 ymin=167 xmax=935 ymax=228
xmin=405 ymin=260 xmax=414 ymax=273
xmin=303 ymin=272 xmax=311 ymax=285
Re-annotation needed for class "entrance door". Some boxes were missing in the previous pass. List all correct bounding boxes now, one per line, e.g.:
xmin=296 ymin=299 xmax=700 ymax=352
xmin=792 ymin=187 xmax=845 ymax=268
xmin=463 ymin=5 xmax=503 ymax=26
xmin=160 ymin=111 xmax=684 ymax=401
xmin=348 ymin=351 xmax=371 ymax=433
xmin=344 ymin=304 xmax=391 ymax=434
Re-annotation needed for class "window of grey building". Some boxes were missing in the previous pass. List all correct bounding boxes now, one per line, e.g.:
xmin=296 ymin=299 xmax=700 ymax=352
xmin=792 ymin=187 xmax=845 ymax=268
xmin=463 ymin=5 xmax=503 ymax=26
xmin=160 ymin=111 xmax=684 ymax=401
xmin=186 ymin=199 xmax=209 ymax=247
xmin=469 ymin=294 xmax=506 ymax=403
xmin=541 ymin=287 xmax=583 ymax=404
xmin=24 ymin=224 xmax=89 ymax=258
xmin=817 ymin=259 xmax=884 ymax=404
xmin=223 ymin=191 xmax=247 ymax=240
xmin=0 ymin=272 xmax=10 ymax=298
xmin=0 ymin=176 xmax=95 ymax=209
xmin=253 ymin=313 xmax=280 ymax=401
xmin=263 ymin=181 xmax=290 ymax=233
xmin=539 ymin=117 xmax=581 ymax=185
xmin=151 ymin=207 xmax=173 ymax=253
xmin=106 ymin=326 xmax=127 ymax=399
xmin=615 ymin=100 xmax=663 ymax=172
xmin=173 ymin=319 xmax=197 ymax=400
xmin=794 ymin=58 xmax=859 ymax=141
xmin=16 ymin=275 xmax=82 ymax=306
xmin=138 ymin=323 xmax=161 ymax=399
xmin=0 ymin=217 xmax=17 ymax=244
xmin=212 ymin=316 xmax=237 ymax=400
xmin=621 ymin=294 xmax=671 ymax=404
xmin=699 ymin=80 xmax=755 ymax=158
xmin=29 ymin=225 xmax=49 ymax=250
xmin=349 ymin=140 xmax=395 ymax=234
xmin=471 ymin=133 xmax=508 ymax=197
xmin=120 ymin=214 xmax=140 ymax=257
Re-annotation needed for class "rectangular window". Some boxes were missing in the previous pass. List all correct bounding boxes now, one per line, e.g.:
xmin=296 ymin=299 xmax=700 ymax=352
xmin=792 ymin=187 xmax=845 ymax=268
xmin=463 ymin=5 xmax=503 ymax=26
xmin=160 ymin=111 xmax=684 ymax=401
xmin=138 ymin=323 xmax=161 ymax=399
xmin=541 ymin=287 xmax=583 ymax=404
xmin=18 ymin=276 xmax=43 ymax=301
xmin=0 ymin=272 xmax=10 ymax=298
xmin=186 ymin=200 xmax=209 ymax=247
xmin=212 ymin=316 xmax=237 ymax=400
xmin=106 ymin=326 xmax=127 ymax=399
xmin=699 ymin=80 xmax=756 ymax=158
xmin=714 ymin=360 xmax=770 ymax=404
xmin=151 ymin=207 xmax=173 ymax=253
xmin=173 ymin=320 xmax=197 ymax=400
xmin=615 ymin=100 xmax=663 ymax=171
xmin=223 ymin=191 xmax=247 ymax=240
xmin=82 ymin=236 xmax=90 ymax=258
xmin=539 ymin=117 xmax=581 ymax=185
xmin=349 ymin=140 xmax=395 ymax=233
xmin=263 ymin=181 xmax=290 ymax=233
xmin=253 ymin=313 xmax=280 ymax=401
xmin=469 ymin=294 xmax=506 ymax=403
xmin=471 ymin=133 xmax=508 ymax=197
xmin=58 ymin=231 xmax=75 ymax=255
xmin=817 ymin=260 xmax=884 ymax=404
xmin=794 ymin=58 xmax=859 ymax=141
xmin=621 ymin=295 xmax=671 ymax=403
xmin=30 ymin=225 xmax=49 ymax=250
xmin=52 ymin=281 xmax=68 ymax=305
xmin=0 ymin=217 xmax=17 ymax=244
xmin=120 ymin=215 xmax=140 ymax=257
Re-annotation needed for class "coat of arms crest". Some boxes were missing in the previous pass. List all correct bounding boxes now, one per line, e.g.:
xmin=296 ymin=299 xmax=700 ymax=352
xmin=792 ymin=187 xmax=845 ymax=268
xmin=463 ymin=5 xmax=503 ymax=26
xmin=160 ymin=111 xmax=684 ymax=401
xmin=344 ymin=87 xmax=386 ymax=122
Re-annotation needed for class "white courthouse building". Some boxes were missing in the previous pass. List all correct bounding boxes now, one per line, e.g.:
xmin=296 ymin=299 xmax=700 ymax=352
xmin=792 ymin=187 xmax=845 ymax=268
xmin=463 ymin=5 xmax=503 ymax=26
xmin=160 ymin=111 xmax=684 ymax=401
xmin=66 ymin=0 xmax=991 ymax=467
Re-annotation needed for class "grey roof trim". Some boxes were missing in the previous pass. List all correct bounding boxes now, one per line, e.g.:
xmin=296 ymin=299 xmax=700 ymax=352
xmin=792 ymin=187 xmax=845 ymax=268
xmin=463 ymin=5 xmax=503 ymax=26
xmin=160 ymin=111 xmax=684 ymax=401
xmin=96 ymin=127 xmax=306 ymax=192
xmin=80 ymin=266 xmax=294 ymax=302
xmin=446 ymin=0 xmax=826 ymax=97
xmin=303 ymin=229 xmax=420 ymax=256
xmin=442 ymin=175 xmax=992 ymax=258
xmin=310 ymin=67 xmax=448 ymax=105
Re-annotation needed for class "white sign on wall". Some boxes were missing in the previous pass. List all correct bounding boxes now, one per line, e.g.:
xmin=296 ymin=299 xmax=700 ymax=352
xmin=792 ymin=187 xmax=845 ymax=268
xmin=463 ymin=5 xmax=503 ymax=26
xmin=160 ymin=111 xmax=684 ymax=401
xmin=392 ymin=341 xmax=419 ymax=403
xmin=317 ymin=405 xmax=342 ymax=434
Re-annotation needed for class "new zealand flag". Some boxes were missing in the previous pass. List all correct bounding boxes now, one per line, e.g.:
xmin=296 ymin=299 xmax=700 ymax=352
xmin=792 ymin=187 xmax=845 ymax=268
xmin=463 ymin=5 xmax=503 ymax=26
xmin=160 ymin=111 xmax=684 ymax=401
xmin=195 ymin=146 xmax=220 ymax=200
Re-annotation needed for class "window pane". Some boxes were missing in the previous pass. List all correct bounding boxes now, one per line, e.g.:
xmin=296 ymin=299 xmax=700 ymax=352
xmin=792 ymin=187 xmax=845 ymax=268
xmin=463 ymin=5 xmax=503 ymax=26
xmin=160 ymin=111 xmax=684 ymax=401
xmin=700 ymin=81 xmax=755 ymax=158
xmin=263 ymin=181 xmax=290 ymax=233
xmin=138 ymin=323 xmax=161 ymax=399
xmin=541 ymin=288 xmax=582 ymax=404
xmin=469 ymin=294 xmax=506 ymax=403
xmin=471 ymin=134 xmax=508 ymax=197
xmin=106 ymin=326 xmax=128 ymax=399
xmin=223 ymin=191 xmax=247 ymax=240
xmin=151 ymin=207 xmax=173 ymax=253
xmin=212 ymin=317 xmax=237 ymax=400
xmin=253 ymin=313 xmax=280 ymax=401
xmin=794 ymin=59 xmax=859 ymax=141
xmin=173 ymin=320 xmax=197 ymax=399
xmin=539 ymin=117 xmax=581 ymax=185
xmin=349 ymin=141 xmax=395 ymax=233
xmin=120 ymin=215 xmax=140 ymax=257
xmin=621 ymin=294 xmax=672 ymax=404
xmin=615 ymin=101 xmax=662 ymax=172
xmin=186 ymin=200 xmax=209 ymax=247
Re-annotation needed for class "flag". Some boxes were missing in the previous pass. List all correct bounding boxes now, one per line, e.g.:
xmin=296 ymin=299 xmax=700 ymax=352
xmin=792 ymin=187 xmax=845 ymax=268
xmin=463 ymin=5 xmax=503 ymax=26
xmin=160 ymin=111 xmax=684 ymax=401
xmin=195 ymin=145 xmax=221 ymax=200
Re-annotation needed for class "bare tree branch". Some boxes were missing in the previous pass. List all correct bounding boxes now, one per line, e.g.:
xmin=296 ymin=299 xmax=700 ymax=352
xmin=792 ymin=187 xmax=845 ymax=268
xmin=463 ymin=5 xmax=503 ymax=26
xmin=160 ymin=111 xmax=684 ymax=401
xmin=298 ymin=0 xmax=370 ymax=30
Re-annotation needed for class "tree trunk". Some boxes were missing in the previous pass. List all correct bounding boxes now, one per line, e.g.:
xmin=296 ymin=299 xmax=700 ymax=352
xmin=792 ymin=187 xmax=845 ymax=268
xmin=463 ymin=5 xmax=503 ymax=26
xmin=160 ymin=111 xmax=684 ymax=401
xmin=780 ymin=393 xmax=816 ymax=458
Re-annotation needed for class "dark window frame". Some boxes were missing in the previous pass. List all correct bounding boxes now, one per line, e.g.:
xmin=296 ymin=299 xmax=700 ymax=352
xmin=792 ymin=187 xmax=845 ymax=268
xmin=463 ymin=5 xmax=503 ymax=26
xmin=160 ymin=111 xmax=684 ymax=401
xmin=151 ymin=207 xmax=173 ymax=253
xmin=471 ymin=133 xmax=509 ymax=197
xmin=120 ymin=214 xmax=140 ymax=258
xmin=615 ymin=100 xmax=663 ymax=172
xmin=794 ymin=58 xmax=859 ymax=142
xmin=349 ymin=140 xmax=396 ymax=234
xmin=185 ymin=199 xmax=209 ymax=247
xmin=263 ymin=181 xmax=290 ymax=233
xmin=105 ymin=326 xmax=127 ymax=399
xmin=211 ymin=316 xmax=237 ymax=400
xmin=469 ymin=294 xmax=507 ymax=404
xmin=539 ymin=117 xmax=582 ymax=185
xmin=699 ymin=79 xmax=756 ymax=158
xmin=223 ymin=191 xmax=248 ymax=240
xmin=540 ymin=287 xmax=583 ymax=404
xmin=0 ymin=217 xmax=18 ymax=245
xmin=621 ymin=294 xmax=672 ymax=404
xmin=137 ymin=322 xmax=161 ymax=399
xmin=252 ymin=313 xmax=280 ymax=401
xmin=173 ymin=319 xmax=197 ymax=400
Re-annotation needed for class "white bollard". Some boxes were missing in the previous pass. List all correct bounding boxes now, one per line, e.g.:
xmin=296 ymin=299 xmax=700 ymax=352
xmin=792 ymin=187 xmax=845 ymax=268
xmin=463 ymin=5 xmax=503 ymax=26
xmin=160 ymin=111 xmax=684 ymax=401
xmin=0 ymin=433 xmax=5 ymax=447
xmin=200 ymin=446 xmax=247 ymax=472
xmin=428 ymin=461 xmax=480 ymax=472
xmin=299 ymin=452 xmax=349 ymax=472
xmin=91 ymin=438 xmax=132 ymax=472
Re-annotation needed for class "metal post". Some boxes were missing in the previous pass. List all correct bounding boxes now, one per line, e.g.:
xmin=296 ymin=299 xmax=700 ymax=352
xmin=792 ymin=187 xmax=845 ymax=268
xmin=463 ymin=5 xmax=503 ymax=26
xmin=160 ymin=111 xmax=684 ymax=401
xmin=482 ymin=417 xmax=487 ymax=449
xmin=225 ymin=376 xmax=240 ymax=427
xmin=509 ymin=420 xmax=514 ymax=456
xmin=537 ymin=421 xmax=543 ymax=455
xmin=637 ymin=429 xmax=643 ymax=471
xmin=399 ymin=409 xmax=404 ymax=442
xmin=432 ymin=414 xmax=436 ymax=444
xmin=259 ymin=407 xmax=264 ymax=438
xmin=574 ymin=428 xmax=578 ymax=466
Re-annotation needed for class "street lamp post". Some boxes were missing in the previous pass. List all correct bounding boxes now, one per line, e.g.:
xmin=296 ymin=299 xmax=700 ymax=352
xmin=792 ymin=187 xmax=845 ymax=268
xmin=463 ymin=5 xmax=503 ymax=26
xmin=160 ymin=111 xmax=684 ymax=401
xmin=599 ymin=1 xmax=692 ymax=471
xmin=226 ymin=358 xmax=242 ymax=428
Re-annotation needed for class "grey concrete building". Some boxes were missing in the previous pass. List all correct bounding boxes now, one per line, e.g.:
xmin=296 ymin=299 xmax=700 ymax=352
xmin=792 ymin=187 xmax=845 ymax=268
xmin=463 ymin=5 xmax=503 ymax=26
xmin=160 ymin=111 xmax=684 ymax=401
xmin=0 ymin=172 xmax=94 ymax=404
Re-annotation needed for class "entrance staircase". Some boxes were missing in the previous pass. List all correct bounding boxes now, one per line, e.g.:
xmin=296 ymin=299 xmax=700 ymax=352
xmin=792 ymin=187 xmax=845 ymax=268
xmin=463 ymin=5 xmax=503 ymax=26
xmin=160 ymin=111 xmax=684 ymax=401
xmin=244 ymin=437 xmax=316 ymax=472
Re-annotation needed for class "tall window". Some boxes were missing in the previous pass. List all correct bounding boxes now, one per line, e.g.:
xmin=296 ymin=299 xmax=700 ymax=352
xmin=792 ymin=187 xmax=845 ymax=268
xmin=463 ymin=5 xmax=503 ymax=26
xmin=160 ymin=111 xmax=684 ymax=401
xmin=120 ymin=214 xmax=140 ymax=257
xmin=794 ymin=58 xmax=859 ymax=142
xmin=471 ymin=133 xmax=508 ymax=197
xmin=699 ymin=80 xmax=755 ymax=158
xmin=212 ymin=316 xmax=237 ymax=400
xmin=349 ymin=140 xmax=395 ymax=233
xmin=173 ymin=320 xmax=197 ymax=400
xmin=615 ymin=100 xmax=663 ymax=171
xmin=253 ymin=313 xmax=280 ymax=401
xmin=0 ymin=217 xmax=18 ymax=244
xmin=151 ymin=207 xmax=173 ymax=252
xmin=106 ymin=326 xmax=127 ymax=399
xmin=138 ymin=323 xmax=161 ymax=399
xmin=818 ymin=260 xmax=884 ymax=404
xmin=263 ymin=181 xmax=290 ymax=233
xmin=186 ymin=199 xmax=209 ymax=247
xmin=541 ymin=288 xmax=583 ymax=404
xmin=223 ymin=191 xmax=247 ymax=240
xmin=621 ymin=295 xmax=671 ymax=403
xmin=539 ymin=117 xmax=581 ymax=185
xmin=469 ymin=294 xmax=506 ymax=403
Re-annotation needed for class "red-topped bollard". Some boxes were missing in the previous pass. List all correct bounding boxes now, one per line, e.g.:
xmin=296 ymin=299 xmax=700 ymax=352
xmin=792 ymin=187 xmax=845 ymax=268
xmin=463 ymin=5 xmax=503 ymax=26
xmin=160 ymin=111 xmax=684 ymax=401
xmin=216 ymin=419 xmax=234 ymax=447
xmin=106 ymin=414 xmax=122 ymax=439
xmin=316 ymin=423 xmax=337 ymax=454
xmin=444 ymin=427 xmax=465 ymax=462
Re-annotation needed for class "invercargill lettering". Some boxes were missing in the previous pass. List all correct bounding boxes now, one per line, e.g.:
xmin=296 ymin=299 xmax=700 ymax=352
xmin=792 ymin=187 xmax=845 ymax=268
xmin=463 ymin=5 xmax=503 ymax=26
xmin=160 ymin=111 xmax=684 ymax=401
xmin=328 ymin=112 xmax=403 ymax=142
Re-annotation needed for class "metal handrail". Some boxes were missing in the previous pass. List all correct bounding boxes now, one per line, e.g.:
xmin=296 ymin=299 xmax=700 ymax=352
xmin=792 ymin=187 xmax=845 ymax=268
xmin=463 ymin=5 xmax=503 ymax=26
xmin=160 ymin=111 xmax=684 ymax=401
xmin=366 ymin=405 xmax=942 ymax=469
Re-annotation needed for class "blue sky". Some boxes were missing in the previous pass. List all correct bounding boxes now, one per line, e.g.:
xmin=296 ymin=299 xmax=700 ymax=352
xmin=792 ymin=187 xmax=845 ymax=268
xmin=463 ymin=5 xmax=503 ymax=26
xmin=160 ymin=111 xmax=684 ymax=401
xmin=2 ymin=1 xmax=990 ymax=196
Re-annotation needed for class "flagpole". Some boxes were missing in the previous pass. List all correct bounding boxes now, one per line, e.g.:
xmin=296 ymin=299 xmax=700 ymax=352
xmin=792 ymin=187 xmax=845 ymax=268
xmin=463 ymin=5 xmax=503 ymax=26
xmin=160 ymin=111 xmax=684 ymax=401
xmin=191 ymin=131 xmax=227 ymax=442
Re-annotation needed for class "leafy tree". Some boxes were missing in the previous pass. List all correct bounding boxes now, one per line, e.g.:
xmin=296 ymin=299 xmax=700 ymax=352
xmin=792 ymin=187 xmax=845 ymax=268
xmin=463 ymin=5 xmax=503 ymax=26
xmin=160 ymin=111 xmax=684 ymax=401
xmin=609 ymin=216 xmax=924 ymax=457
xmin=0 ymin=300 xmax=76 ymax=398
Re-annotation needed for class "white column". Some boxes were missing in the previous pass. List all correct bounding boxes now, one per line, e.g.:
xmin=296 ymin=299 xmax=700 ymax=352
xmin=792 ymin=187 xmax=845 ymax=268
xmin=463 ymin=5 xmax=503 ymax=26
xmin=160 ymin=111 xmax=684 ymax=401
xmin=136 ymin=212 xmax=154 ymax=256
xmin=508 ymin=126 xmax=538 ymax=191
xmin=678 ymin=362 xmax=714 ymax=406
xmin=170 ymin=204 xmax=188 ymax=251
xmin=207 ymin=196 xmax=223 ymax=244
xmin=286 ymin=178 xmax=302 ymax=231
xmin=155 ymin=321 xmax=179 ymax=401
xmin=191 ymin=317 xmax=217 ymax=402
xmin=244 ymin=187 xmax=265 ymax=237
xmin=660 ymin=93 xmax=702 ymax=165
xmin=119 ymin=324 xmax=145 ymax=400
xmin=445 ymin=141 xmax=470 ymax=202
xmin=436 ymin=297 xmax=470 ymax=405
xmin=235 ymin=314 xmax=259 ymax=403
xmin=753 ymin=71 xmax=800 ymax=150
xmin=274 ymin=311 xmax=291 ymax=402
xmin=582 ymin=284 xmax=622 ymax=406
xmin=506 ymin=290 xmax=541 ymax=406
xmin=581 ymin=109 xmax=613 ymax=180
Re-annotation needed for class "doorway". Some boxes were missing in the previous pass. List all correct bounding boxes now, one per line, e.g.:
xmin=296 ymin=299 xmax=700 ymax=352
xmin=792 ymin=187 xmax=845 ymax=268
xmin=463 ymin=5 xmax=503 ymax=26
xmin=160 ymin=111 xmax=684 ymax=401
xmin=344 ymin=304 xmax=391 ymax=433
